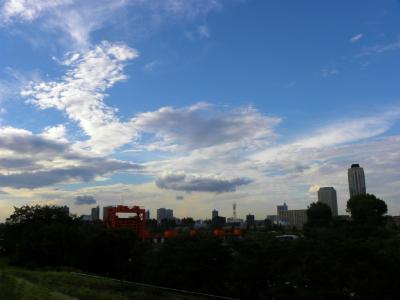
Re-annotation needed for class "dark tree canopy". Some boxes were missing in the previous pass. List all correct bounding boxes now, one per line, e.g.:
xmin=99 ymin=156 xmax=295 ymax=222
xmin=6 ymin=205 xmax=73 ymax=226
xmin=346 ymin=194 xmax=387 ymax=225
xmin=180 ymin=217 xmax=195 ymax=228
xmin=2 ymin=200 xmax=400 ymax=299
xmin=306 ymin=202 xmax=332 ymax=227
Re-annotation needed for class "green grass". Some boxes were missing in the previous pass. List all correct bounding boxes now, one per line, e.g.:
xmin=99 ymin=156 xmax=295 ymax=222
xmin=0 ymin=267 xmax=227 ymax=300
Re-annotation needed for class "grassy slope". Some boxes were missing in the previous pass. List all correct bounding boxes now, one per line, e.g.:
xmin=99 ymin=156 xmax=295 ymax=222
xmin=0 ymin=268 xmax=222 ymax=300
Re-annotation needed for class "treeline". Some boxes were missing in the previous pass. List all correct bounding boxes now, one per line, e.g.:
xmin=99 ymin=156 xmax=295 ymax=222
xmin=1 ymin=194 xmax=400 ymax=299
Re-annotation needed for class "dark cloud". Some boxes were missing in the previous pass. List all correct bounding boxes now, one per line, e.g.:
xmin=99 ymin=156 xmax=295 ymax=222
xmin=0 ymin=131 xmax=67 ymax=155
xmin=0 ymin=128 xmax=143 ymax=189
xmin=0 ymin=158 xmax=38 ymax=169
xmin=156 ymin=173 xmax=252 ymax=193
xmin=74 ymin=195 xmax=97 ymax=205
xmin=0 ymin=161 xmax=140 ymax=189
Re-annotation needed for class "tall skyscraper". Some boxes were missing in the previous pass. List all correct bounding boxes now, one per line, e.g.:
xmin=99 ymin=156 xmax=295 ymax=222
xmin=157 ymin=208 xmax=174 ymax=223
xmin=318 ymin=187 xmax=338 ymax=216
xmin=91 ymin=206 xmax=100 ymax=221
xmin=348 ymin=164 xmax=366 ymax=198
xmin=212 ymin=209 xmax=218 ymax=219
xmin=277 ymin=202 xmax=288 ymax=214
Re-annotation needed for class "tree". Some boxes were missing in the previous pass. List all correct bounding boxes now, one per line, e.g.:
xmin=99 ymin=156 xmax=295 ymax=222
xmin=346 ymin=194 xmax=387 ymax=225
xmin=306 ymin=202 xmax=332 ymax=228
xmin=181 ymin=217 xmax=195 ymax=228
xmin=6 ymin=205 xmax=73 ymax=226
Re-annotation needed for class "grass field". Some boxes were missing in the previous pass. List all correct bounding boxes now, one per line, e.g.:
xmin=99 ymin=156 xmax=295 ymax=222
xmin=0 ymin=267 xmax=232 ymax=300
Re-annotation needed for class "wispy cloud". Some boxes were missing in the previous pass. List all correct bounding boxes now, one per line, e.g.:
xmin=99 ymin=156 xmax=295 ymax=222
xmin=321 ymin=67 xmax=339 ymax=78
xmin=143 ymin=60 xmax=164 ymax=73
xmin=356 ymin=39 xmax=400 ymax=57
xmin=185 ymin=24 xmax=210 ymax=40
xmin=350 ymin=33 xmax=364 ymax=43
xmin=1 ymin=0 xmax=226 ymax=48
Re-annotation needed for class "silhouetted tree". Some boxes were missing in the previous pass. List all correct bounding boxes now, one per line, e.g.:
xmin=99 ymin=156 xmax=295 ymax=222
xmin=347 ymin=194 xmax=387 ymax=225
xmin=160 ymin=218 xmax=176 ymax=229
xmin=180 ymin=217 xmax=195 ymax=228
xmin=306 ymin=202 xmax=332 ymax=228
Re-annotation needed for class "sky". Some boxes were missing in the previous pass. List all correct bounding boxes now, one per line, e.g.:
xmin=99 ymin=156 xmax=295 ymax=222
xmin=0 ymin=0 xmax=400 ymax=221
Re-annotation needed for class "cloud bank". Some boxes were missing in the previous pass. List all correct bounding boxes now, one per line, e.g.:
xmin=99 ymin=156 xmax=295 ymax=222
xmin=156 ymin=173 xmax=252 ymax=193
xmin=74 ymin=195 xmax=96 ymax=205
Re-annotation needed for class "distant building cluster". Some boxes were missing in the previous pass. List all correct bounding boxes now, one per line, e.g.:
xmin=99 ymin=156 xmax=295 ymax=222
xmin=266 ymin=164 xmax=367 ymax=227
xmin=80 ymin=206 xmax=100 ymax=222
xmin=70 ymin=163 xmax=367 ymax=234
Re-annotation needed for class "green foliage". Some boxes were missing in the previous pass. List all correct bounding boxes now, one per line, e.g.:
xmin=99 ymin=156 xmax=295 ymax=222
xmin=0 ymin=270 xmax=205 ymax=300
xmin=180 ymin=217 xmax=195 ymax=228
xmin=6 ymin=205 xmax=73 ymax=226
xmin=2 ymin=205 xmax=143 ymax=280
xmin=144 ymin=235 xmax=231 ymax=295
xmin=2 ymin=198 xmax=400 ymax=299
xmin=306 ymin=202 xmax=332 ymax=228
xmin=347 ymin=194 xmax=387 ymax=225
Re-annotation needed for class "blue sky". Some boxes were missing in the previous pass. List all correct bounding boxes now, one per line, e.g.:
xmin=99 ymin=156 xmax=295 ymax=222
xmin=0 ymin=0 xmax=400 ymax=220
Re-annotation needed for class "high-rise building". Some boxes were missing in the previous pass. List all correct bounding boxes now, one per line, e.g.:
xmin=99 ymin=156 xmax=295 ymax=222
xmin=318 ymin=187 xmax=338 ymax=216
xmin=278 ymin=209 xmax=308 ymax=228
xmin=348 ymin=164 xmax=366 ymax=198
xmin=103 ymin=206 xmax=114 ymax=221
xmin=277 ymin=202 xmax=288 ymax=214
xmin=212 ymin=209 xmax=218 ymax=219
xmin=145 ymin=210 xmax=150 ymax=220
xmin=246 ymin=214 xmax=255 ymax=226
xmin=91 ymin=206 xmax=100 ymax=221
xmin=157 ymin=208 xmax=173 ymax=223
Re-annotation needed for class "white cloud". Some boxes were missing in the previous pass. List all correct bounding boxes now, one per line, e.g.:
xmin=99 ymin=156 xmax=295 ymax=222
xmin=22 ymin=41 xmax=139 ymax=155
xmin=41 ymin=124 xmax=67 ymax=142
xmin=133 ymin=103 xmax=281 ymax=151
xmin=0 ymin=0 xmax=71 ymax=23
xmin=350 ymin=33 xmax=363 ymax=43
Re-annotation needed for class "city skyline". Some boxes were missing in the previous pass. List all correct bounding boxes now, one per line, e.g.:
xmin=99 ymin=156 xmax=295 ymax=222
xmin=1 ymin=0 xmax=400 ymax=221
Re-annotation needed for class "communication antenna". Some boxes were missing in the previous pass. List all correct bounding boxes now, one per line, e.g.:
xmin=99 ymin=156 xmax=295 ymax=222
xmin=233 ymin=203 xmax=237 ymax=219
